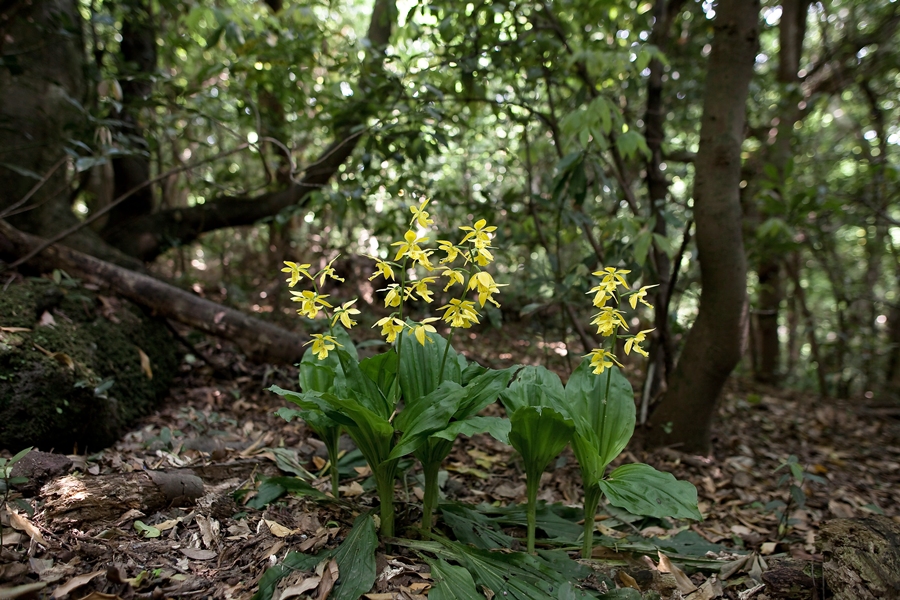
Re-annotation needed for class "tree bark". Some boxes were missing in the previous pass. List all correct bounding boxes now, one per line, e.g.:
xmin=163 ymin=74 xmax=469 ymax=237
xmin=752 ymin=0 xmax=809 ymax=385
xmin=0 ymin=220 xmax=309 ymax=364
xmin=646 ymin=0 xmax=759 ymax=452
xmin=642 ymin=0 xmax=686 ymax=401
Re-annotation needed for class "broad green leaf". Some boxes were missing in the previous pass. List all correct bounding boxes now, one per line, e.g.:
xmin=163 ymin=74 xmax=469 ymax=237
xmin=431 ymin=416 xmax=510 ymax=445
xmin=565 ymin=361 xmax=635 ymax=482
xmin=599 ymin=463 xmax=701 ymax=520
xmin=8 ymin=447 xmax=31 ymax=465
xmin=427 ymin=558 xmax=482 ymax=600
xmin=426 ymin=537 xmax=595 ymax=600
xmin=319 ymin=393 xmax=394 ymax=467
xmin=500 ymin=366 xmax=565 ymax=414
xmin=483 ymin=503 xmax=583 ymax=542
xmin=398 ymin=328 xmax=462 ymax=402
xmin=332 ymin=514 xmax=377 ymax=600
xmin=336 ymin=349 xmax=392 ymax=419
xmin=359 ymin=350 xmax=398 ymax=400
xmin=508 ymin=406 xmax=573 ymax=481
xmin=440 ymin=503 xmax=514 ymax=549
xmin=454 ymin=367 xmax=516 ymax=419
xmin=247 ymin=476 xmax=327 ymax=508
xmin=388 ymin=381 xmax=463 ymax=461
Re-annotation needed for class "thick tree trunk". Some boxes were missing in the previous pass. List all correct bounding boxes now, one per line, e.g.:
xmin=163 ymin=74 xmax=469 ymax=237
xmin=0 ymin=220 xmax=309 ymax=364
xmin=646 ymin=0 xmax=759 ymax=452
xmin=0 ymin=0 xmax=140 ymax=270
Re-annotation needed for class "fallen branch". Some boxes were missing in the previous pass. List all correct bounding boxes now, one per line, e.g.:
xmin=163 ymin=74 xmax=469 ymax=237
xmin=0 ymin=219 xmax=307 ymax=364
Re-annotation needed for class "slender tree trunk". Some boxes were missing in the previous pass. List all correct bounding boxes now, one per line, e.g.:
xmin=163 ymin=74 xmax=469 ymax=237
xmin=101 ymin=0 xmax=158 ymax=233
xmin=643 ymin=0 xmax=685 ymax=400
xmin=646 ymin=0 xmax=759 ymax=452
xmin=753 ymin=0 xmax=809 ymax=385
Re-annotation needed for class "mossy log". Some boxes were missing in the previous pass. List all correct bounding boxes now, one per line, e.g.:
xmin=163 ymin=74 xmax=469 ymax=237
xmin=0 ymin=219 xmax=308 ymax=363
xmin=0 ymin=277 xmax=178 ymax=452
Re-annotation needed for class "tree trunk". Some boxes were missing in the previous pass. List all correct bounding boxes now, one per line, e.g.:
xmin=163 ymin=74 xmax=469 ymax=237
xmin=0 ymin=0 xmax=140 ymax=269
xmin=642 ymin=0 xmax=686 ymax=401
xmin=646 ymin=0 xmax=759 ymax=452
xmin=752 ymin=0 xmax=809 ymax=385
xmin=0 ymin=220 xmax=309 ymax=364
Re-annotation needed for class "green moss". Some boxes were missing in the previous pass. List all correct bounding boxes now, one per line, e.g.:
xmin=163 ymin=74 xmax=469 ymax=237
xmin=0 ymin=278 xmax=178 ymax=452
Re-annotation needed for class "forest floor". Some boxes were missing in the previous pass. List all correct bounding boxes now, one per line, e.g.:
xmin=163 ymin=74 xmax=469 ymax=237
xmin=2 ymin=325 xmax=900 ymax=600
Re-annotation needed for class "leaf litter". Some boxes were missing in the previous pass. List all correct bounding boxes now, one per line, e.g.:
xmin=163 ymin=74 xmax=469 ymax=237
xmin=0 ymin=331 xmax=898 ymax=599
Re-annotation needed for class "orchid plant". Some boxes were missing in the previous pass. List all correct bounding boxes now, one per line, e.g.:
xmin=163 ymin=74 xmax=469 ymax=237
xmin=269 ymin=199 xmax=699 ymax=552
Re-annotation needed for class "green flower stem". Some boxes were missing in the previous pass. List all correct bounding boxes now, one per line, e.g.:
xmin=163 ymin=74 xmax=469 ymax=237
xmin=325 ymin=431 xmax=341 ymax=498
xmin=581 ymin=484 xmax=603 ymax=558
xmin=525 ymin=467 xmax=541 ymax=554
xmin=436 ymin=328 xmax=456 ymax=382
xmin=374 ymin=464 xmax=397 ymax=539
xmin=420 ymin=459 xmax=441 ymax=533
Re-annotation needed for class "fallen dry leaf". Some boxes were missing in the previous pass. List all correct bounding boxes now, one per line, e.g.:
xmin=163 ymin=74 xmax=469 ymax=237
xmin=339 ymin=481 xmax=365 ymax=497
xmin=687 ymin=575 xmax=723 ymax=600
xmin=51 ymin=570 xmax=105 ymax=599
xmin=76 ymin=593 xmax=121 ymax=600
xmin=10 ymin=511 xmax=50 ymax=546
xmin=138 ymin=347 xmax=153 ymax=379
xmin=315 ymin=559 xmax=339 ymax=600
xmin=179 ymin=547 xmax=217 ymax=561
xmin=265 ymin=519 xmax=294 ymax=538
xmin=618 ymin=571 xmax=641 ymax=591
xmin=278 ymin=575 xmax=322 ymax=600
xmin=0 ymin=582 xmax=48 ymax=599
xmin=658 ymin=551 xmax=697 ymax=594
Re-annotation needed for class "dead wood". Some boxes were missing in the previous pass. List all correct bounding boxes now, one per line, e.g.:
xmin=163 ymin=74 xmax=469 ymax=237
xmin=0 ymin=219 xmax=307 ymax=364
xmin=819 ymin=515 xmax=900 ymax=599
xmin=41 ymin=471 xmax=204 ymax=526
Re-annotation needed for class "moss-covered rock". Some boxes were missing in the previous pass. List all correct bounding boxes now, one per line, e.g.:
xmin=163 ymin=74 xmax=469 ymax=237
xmin=0 ymin=275 xmax=178 ymax=453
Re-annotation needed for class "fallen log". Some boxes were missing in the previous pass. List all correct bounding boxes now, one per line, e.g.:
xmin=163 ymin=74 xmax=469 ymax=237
xmin=0 ymin=219 xmax=307 ymax=364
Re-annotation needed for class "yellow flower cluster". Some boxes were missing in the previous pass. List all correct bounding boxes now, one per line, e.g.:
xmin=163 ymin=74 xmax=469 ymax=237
xmin=281 ymin=258 xmax=358 ymax=359
xmin=368 ymin=199 xmax=505 ymax=345
xmin=584 ymin=267 xmax=656 ymax=374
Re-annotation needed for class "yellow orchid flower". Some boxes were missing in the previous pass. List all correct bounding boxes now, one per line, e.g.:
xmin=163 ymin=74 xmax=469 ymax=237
xmin=391 ymin=230 xmax=429 ymax=262
xmin=441 ymin=268 xmax=466 ymax=291
xmin=624 ymin=329 xmax=654 ymax=357
xmin=410 ymin=199 xmax=434 ymax=228
xmin=592 ymin=267 xmax=631 ymax=293
xmin=331 ymin=299 xmax=361 ymax=329
xmin=437 ymin=240 xmax=461 ymax=264
xmin=468 ymin=271 xmax=505 ymax=308
xmin=409 ymin=277 xmax=437 ymax=303
xmin=290 ymin=290 xmax=332 ymax=319
xmin=459 ymin=219 xmax=496 ymax=248
xmin=383 ymin=284 xmax=403 ymax=308
xmin=409 ymin=318 xmax=439 ymax=346
xmin=369 ymin=258 xmax=395 ymax=282
xmin=628 ymin=285 xmax=658 ymax=310
xmin=585 ymin=348 xmax=623 ymax=374
xmin=472 ymin=245 xmax=494 ymax=267
xmin=281 ymin=261 xmax=312 ymax=287
xmin=439 ymin=298 xmax=480 ymax=328
xmin=374 ymin=316 xmax=406 ymax=343
xmin=304 ymin=333 xmax=341 ymax=360
xmin=590 ymin=306 xmax=628 ymax=337
xmin=317 ymin=257 xmax=345 ymax=287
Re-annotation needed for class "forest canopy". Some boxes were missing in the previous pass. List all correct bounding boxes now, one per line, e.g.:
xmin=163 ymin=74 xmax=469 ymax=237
xmin=2 ymin=0 xmax=899 ymax=453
